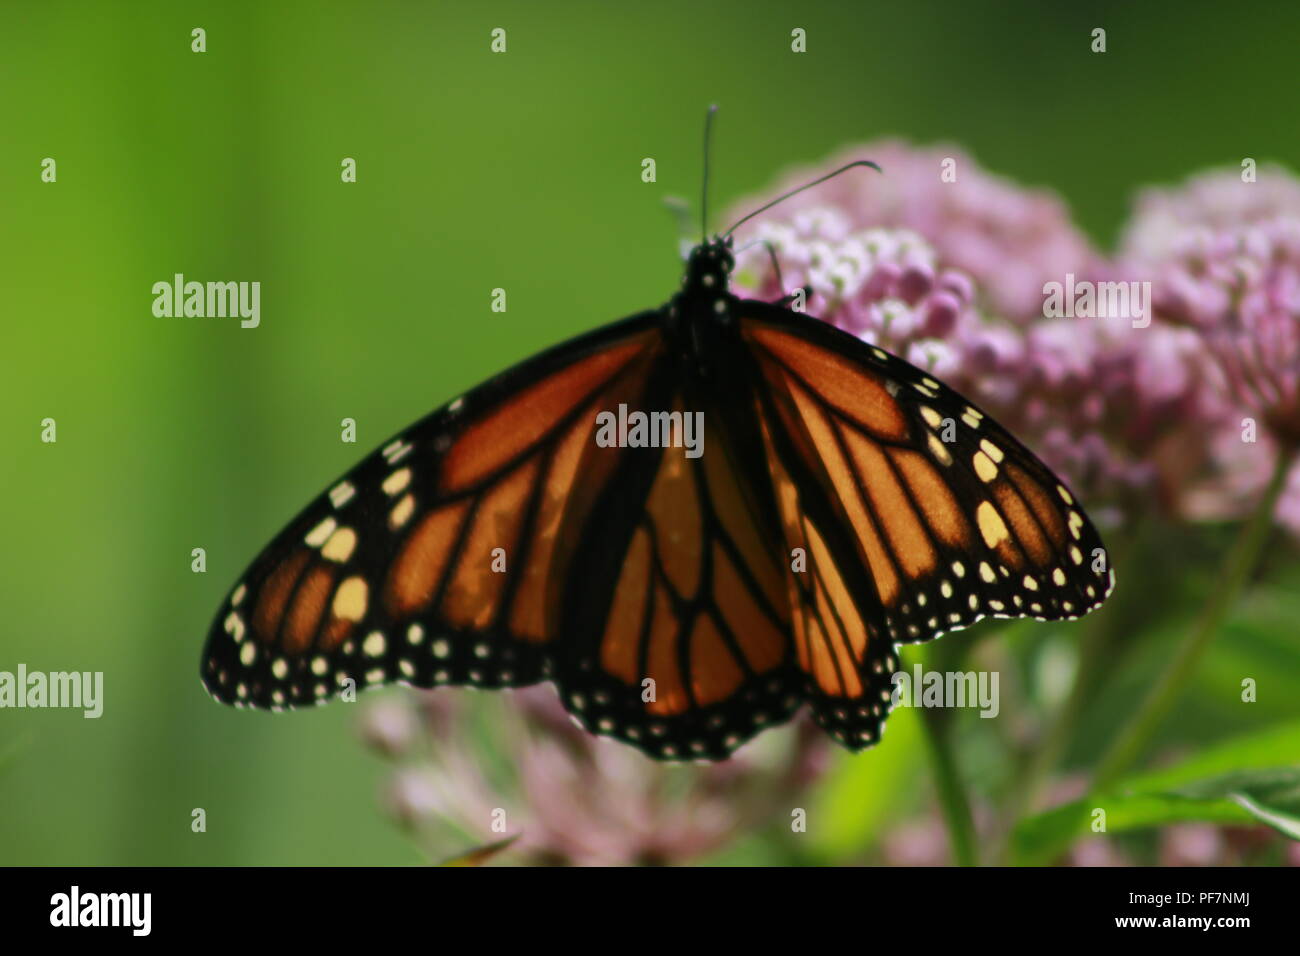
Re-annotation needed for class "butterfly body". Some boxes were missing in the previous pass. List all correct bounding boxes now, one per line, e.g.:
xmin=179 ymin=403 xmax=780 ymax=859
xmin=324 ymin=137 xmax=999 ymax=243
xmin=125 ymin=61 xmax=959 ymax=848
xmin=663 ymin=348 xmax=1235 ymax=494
xmin=202 ymin=233 xmax=1113 ymax=761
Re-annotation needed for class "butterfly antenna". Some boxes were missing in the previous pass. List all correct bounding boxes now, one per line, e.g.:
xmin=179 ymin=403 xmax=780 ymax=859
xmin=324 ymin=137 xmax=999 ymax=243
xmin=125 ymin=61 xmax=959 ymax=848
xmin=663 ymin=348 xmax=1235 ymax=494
xmin=701 ymin=104 xmax=719 ymax=241
xmin=722 ymin=160 xmax=882 ymax=238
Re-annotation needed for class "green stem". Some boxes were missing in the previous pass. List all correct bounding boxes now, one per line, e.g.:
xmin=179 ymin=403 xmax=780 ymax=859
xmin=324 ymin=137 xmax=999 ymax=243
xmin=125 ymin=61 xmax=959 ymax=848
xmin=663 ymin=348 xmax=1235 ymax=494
xmin=916 ymin=643 xmax=979 ymax=866
xmin=921 ymin=708 xmax=978 ymax=865
xmin=1091 ymin=450 xmax=1293 ymax=793
xmin=992 ymin=520 xmax=1149 ymax=863
xmin=991 ymin=623 xmax=1101 ymax=862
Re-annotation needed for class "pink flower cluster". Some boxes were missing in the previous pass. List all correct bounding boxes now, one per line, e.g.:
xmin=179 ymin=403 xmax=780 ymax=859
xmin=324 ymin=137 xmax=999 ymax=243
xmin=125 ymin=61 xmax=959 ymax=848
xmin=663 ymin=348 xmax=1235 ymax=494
xmin=361 ymin=686 xmax=827 ymax=866
xmin=1121 ymin=169 xmax=1300 ymax=528
xmin=727 ymin=147 xmax=1300 ymax=533
xmin=736 ymin=141 xmax=1099 ymax=324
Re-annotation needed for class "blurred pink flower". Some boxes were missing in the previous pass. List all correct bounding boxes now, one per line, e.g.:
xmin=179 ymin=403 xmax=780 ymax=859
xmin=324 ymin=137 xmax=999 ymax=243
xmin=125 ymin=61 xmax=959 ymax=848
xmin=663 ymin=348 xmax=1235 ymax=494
xmin=727 ymin=149 xmax=1300 ymax=528
xmin=1121 ymin=163 xmax=1300 ymax=262
xmin=1159 ymin=822 xmax=1225 ymax=866
xmin=1068 ymin=837 xmax=1132 ymax=867
xmin=363 ymin=686 xmax=828 ymax=866
xmin=1278 ymin=462 xmax=1300 ymax=539
xmin=1120 ymin=167 xmax=1300 ymax=529
xmin=727 ymin=140 xmax=1100 ymax=323
xmin=881 ymin=817 xmax=950 ymax=866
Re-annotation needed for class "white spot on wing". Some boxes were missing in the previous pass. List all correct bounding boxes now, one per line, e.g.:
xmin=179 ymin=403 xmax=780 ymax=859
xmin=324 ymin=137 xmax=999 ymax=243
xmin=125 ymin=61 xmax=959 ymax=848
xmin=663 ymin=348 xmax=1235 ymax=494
xmin=382 ymin=439 xmax=414 ymax=465
xmin=305 ymin=517 xmax=338 ymax=547
xmin=382 ymin=468 xmax=412 ymax=496
xmin=329 ymin=482 xmax=356 ymax=509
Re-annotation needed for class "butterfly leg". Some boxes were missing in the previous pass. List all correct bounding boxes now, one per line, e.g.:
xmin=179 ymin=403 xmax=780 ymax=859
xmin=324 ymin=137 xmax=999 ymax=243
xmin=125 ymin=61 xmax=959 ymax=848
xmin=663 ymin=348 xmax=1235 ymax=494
xmin=735 ymin=238 xmax=793 ymax=302
xmin=773 ymin=285 xmax=813 ymax=310
xmin=747 ymin=240 xmax=811 ymax=310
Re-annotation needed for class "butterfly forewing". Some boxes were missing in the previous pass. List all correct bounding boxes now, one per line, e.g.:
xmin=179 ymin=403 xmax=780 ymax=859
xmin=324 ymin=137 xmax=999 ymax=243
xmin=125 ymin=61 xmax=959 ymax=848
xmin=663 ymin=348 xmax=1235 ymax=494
xmin=738 ymin=303 xmax=1114 ymax=649
xmin=201 ymin=312 xmax=664 ymax=709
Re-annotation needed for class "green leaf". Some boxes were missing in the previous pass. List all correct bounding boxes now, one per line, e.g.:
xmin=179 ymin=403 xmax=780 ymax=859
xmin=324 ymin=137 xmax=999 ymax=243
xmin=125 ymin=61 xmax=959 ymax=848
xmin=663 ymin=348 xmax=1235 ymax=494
xmin=1011 ymin=720 xmax=1300 ymax=863
xmin=1172 ymin=768 xmax=1300 ymax=840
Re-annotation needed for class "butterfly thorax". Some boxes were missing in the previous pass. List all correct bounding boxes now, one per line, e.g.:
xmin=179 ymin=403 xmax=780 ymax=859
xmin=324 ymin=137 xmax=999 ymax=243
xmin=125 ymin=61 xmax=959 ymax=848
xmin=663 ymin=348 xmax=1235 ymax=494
xmin=678 ymin=236 xmax=735 ymax=298
xmin=666 ymin=237 xmax=739 ymax=373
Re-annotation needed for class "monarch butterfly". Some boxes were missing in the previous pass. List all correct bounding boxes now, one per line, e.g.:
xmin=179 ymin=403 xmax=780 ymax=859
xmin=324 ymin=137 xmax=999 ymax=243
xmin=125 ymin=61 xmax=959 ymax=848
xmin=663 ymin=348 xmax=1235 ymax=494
xmin=200 ymin=111 xmax=1113 ymax=761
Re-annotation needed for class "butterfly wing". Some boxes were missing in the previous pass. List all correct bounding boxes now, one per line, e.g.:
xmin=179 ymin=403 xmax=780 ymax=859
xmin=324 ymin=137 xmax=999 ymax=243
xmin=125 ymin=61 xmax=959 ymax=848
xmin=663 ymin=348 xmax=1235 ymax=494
xmin=724 ymin=301 xmax=1116 ymax=750
xmin=738 ymin=300 xmax=1114 ymax=645
xmin=546 ymin=392 xmax=804 ymax=760
xmin=748 ymin=387 xmax=904 ymax=750
xmin=200 ymin=311 xmax=668 ymax=709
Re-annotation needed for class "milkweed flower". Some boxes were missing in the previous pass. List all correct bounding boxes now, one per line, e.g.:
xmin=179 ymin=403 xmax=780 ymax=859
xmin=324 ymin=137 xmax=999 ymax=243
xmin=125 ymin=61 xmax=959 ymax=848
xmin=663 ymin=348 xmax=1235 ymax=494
xmin=1119 ymin=167 xmax=1300 ymax=528
xmin=362 ymin=686 xmax=829 ymax=866
xmin=725 ymin=147 xmax=1297 ymax=525
xmin=729 ymin=140 xmax=1100 ymax=324
xmin=1279 ymin=464 xmax=1300 ymax=539
xmin=732 ymin=208 xmax=977 ymax=375
xmin=1121 ymin=163 xmax=1300 ymax=262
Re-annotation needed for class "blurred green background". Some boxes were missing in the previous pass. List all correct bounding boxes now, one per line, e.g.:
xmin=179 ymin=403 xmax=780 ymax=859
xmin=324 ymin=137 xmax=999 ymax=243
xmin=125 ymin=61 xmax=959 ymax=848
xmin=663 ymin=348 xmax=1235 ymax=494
xmin=3 ymin=0 xmax=1299 ymax=865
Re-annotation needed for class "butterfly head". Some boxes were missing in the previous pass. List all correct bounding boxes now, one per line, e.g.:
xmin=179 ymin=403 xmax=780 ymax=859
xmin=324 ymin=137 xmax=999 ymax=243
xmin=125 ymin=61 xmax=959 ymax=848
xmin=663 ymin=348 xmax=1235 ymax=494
xmin=681 ymin=235 xmax=735 ymax=299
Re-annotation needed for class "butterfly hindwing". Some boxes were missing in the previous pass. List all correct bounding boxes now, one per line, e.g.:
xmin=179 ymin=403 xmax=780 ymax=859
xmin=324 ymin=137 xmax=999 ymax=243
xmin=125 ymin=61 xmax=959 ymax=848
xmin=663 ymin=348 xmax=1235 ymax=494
xmin=549 ymin=388 xmax=805 ymax=760
xmin=749 ymin=388 xmax=903 ymax=750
